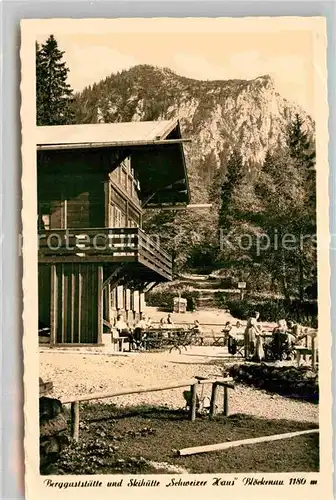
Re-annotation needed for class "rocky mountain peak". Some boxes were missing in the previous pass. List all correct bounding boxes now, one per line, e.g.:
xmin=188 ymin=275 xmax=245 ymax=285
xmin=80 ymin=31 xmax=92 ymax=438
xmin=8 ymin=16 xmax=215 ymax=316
xmin=73 ymin=65 xmax=314 ymax=202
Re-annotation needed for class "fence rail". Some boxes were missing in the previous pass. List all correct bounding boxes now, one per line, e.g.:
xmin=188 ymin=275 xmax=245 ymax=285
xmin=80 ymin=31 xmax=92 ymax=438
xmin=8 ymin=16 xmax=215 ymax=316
xmin=62 ymin=376 xmax=234 ymax=441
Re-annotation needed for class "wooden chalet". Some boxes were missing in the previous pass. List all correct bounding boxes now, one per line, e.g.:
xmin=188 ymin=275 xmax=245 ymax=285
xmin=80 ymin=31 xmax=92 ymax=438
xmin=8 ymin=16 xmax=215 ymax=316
xmin=37 ymin=119 xmax=190 ymax=345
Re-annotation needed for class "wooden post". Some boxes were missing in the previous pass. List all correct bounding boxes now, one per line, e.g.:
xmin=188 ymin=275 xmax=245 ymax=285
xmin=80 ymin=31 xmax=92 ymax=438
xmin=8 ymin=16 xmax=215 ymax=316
xmin=190 ymin=383 xmax=198 ymax=422
xmin=70 ymin=268 xmax=75 ymax=344
xmin=97 ymin=265 xmax=103 ymax=345
xmin=78 ymin=269 xmax=82 ymax=344
xmin=61 ymin=264 xmax=65 ymax=343
xmin=223 ymin=386 xmax=229 ymax=417
xmin=312 ymin=336 xmax=317 ymax=371
xmin=50 ymin=264 xmax=57 ymax=345
xmin=71 ymin=401 xmax=80 ymax=442
xmin=296 ymin=349 xmax=301 ymax=368
xmin=209 ymin=383 xmax=219 ymax=418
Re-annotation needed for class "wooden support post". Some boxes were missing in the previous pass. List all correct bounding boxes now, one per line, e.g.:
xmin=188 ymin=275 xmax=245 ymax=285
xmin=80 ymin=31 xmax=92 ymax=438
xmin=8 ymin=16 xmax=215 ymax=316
xmin=71 ymin=401 xmax=80 ymax=442
xmin=50 ymin=264 xmax=57 ymax=345
xmin=209 ymin=383 xmax=219 ymax=418
xmin=78 ymin=269 xmax=82 ymax=344
xmin=312 ymin=336 xmax=317 ymax=371
xmin=223 ymin=386 xmax=229 ymax=417
xmin=61 ymin=264 xmax=65 ymax=343
xmin=70 ymin=269 xmax=75 ymax=344
xmin=190 ymin=383 xmax=198 ymax=422
xmin=97 ymin=265 xmax=103 ymax=345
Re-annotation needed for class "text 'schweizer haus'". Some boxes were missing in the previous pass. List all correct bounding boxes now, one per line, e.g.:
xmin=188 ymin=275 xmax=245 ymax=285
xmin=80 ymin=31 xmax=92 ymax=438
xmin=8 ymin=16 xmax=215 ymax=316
xmin=37 ymin=119 xmax=190 ymax=345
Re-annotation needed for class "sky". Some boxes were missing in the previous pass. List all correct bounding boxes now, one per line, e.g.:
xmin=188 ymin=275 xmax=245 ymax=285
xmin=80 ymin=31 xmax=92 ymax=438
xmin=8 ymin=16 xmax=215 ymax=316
xmin=36 ymin=18 xmax=315 ymax=116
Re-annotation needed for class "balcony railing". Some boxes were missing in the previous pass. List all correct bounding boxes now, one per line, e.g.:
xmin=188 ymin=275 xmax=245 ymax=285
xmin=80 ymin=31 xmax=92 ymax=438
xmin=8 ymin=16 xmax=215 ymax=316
xmin=38 ymin=228 xmax=172 ymax=280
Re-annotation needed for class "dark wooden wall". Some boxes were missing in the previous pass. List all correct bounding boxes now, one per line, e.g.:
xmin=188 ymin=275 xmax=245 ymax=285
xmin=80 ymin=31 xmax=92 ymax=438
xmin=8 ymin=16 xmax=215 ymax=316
xmin=38 ymin=171 xmax=105 ymax=229
xmin=46 ymin=263 xmax=103 ymax=345
xmin=38 ymin=264 xmax=51 ymax=326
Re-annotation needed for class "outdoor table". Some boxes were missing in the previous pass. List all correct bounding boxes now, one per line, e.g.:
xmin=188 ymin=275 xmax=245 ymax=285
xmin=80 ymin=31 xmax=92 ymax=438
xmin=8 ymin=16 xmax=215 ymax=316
xmin=143 ymin=328 xmax=174 ymax=349
xmin=143 ymin=328 xmax=189 ymax=352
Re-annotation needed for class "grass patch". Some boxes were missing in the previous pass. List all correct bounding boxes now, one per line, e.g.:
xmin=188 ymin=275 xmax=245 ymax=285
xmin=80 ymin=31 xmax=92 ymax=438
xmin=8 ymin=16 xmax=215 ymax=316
xmin=46 ymin=404 xmax=319 ymax=475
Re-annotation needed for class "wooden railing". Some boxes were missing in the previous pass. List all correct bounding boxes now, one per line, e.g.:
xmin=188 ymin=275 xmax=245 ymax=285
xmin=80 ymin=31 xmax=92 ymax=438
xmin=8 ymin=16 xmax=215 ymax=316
xmin=38 ymin=227 xmax=172 ymax=280
xmin=61 ymin=376 xmax=235 ymax=441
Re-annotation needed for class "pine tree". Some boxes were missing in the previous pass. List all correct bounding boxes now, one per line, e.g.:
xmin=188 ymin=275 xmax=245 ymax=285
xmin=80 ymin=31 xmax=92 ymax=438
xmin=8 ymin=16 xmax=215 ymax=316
xmin=286 ymin=113 xmax=316 ymax=169
xmin=36 ymin=35 xmax=74 ymax=125
xmin=218 ymin=149 xmax=244 ymax=229
xmin=286 ymin=113 xmax=316 ymax=300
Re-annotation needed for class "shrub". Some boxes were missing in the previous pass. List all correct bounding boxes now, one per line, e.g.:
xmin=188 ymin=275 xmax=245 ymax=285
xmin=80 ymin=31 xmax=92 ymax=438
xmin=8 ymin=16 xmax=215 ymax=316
xmin=146 ymin=290 xmax=200 ymax=312
xmin=214 ymin=295 xmax=317 ymax=327
xmin=228 ymin=363 xmax=318 ymax=403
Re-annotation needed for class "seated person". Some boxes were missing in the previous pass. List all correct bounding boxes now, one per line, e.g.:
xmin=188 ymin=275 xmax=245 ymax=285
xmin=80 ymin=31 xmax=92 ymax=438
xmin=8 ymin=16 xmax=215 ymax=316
xmin=229 ymin=321 xmax=242 ymax=339
xmin=287 ymin=321 xmax=300 ymax=342
xmin=288 ymin=321 xmax=308 ymax=346
xmin=191 ymin=320 xmax=204 ymax=344
xmin=114 ymin=314 xmax=130 ymax=336
xmin=222 ymin=321 xmax=232 ymax=342
xmin=133 ymin=315 xmax=148 ymax=348
xmin=271 ymin=319 xmax=289 ymax=359
xmin=167 ymin=313 xmax=174 ymax=325
xmin=146 ymin=316 xmax=153 ymax=328
xmin=114 ymin=314 xmax=133 ymax=349
xmin=192 ymin=319 xmax=201 ymax=331
xmin=159 ymin=317 xmax=167 ymax=327
xmin=227 ymin=321 xmax=241 ymax=355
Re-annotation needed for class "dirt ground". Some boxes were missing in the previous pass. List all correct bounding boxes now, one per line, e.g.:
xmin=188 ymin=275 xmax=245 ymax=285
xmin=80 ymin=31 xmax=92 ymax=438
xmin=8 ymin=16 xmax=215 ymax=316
xmin=41 ymin=309 xmax=319 ymax=475
xmin=40 ymin=345 xmax=318 ymax=424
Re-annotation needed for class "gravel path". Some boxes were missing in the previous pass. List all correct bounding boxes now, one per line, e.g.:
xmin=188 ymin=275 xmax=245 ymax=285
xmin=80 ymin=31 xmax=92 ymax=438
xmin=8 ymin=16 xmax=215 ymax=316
xmin=40 ymin=346 xmax=318 ymax=424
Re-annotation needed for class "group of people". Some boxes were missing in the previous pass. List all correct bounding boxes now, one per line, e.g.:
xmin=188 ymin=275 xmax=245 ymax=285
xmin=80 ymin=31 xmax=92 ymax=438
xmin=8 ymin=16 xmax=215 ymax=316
xmin=113 ymin=312 xmax=204 ymax=349
xmin=224 ymin=312 xmax=307 ymax=361
xmin=159 ymin=313 xmax=174 ymax=326
xmin=114 ymin=313 xmax=152 ymax=350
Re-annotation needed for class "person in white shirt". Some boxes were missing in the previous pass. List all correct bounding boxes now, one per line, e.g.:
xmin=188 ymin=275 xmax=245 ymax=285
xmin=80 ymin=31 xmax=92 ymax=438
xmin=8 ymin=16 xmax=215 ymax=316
xmin=229 ymin=321 xmax=242 ymax=340
xmin=115 ymin=314 xmax=129 ymax=335
xmin=133 ymin=315 xmax=148 ymax=348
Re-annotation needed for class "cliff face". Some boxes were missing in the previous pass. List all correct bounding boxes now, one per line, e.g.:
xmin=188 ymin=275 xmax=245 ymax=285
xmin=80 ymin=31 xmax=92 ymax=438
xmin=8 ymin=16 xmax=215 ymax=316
xmin=73 ymin=65 xmax=314 ymax=202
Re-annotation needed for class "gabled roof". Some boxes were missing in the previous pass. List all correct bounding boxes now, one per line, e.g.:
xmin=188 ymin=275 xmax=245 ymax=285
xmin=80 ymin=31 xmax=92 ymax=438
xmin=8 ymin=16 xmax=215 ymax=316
xmin=36 ymin=119 xmax=180 ymax=147
xmin=37 ymin=119 xmax=191 ymax=207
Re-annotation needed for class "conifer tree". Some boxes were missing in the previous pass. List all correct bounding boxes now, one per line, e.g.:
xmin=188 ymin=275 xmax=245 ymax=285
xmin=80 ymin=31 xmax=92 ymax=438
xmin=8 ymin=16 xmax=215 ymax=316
xmin=36 ymin=35 xmax=74 ymax=125
xmin=286 ymin=113 xmax=316 ymax=170
xmin=218 ymin=149 xmax=244 ymax=229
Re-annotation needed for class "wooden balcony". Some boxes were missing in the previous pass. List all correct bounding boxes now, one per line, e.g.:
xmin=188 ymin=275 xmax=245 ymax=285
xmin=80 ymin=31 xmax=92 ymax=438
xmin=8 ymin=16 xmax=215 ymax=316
xmin=38 ymin=228 xmax=172 ymax=281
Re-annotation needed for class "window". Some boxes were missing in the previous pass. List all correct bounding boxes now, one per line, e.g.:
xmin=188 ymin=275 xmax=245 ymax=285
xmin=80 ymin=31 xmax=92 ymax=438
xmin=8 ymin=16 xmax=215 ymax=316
xmin=38 ymin=204 xmax=51 ymax=230
xmin=110 ymin=189 xmax=127 ymax=212
xmin=114 ymin=206 xmax=122 ymax=228
xmin=128 ymin=207 xmax=140 ymax=228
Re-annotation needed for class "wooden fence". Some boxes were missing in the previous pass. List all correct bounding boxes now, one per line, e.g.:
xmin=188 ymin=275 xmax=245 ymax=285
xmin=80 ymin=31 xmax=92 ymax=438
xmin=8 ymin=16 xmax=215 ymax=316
xmin=62 ymin=376 xmax=234 ymax=441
